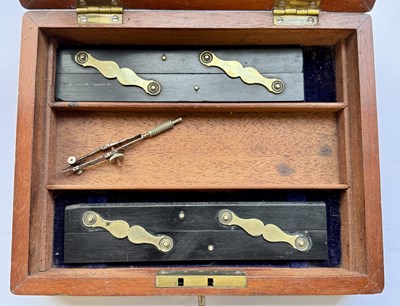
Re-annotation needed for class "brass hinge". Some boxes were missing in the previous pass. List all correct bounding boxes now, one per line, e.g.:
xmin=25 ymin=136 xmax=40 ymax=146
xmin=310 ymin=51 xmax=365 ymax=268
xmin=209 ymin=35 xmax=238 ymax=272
xmin=273 ymin=0 xmax=320 ymax=26
xmin=76 ymin=0 xmax=123 ymax=24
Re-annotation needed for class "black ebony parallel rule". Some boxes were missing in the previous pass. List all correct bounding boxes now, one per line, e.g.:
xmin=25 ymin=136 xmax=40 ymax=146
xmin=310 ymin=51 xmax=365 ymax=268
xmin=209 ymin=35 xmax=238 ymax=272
xmin=55 ymin=48 xmax=304 ymax=102
xmin=64 ymin=202 xmax=327 ymax=263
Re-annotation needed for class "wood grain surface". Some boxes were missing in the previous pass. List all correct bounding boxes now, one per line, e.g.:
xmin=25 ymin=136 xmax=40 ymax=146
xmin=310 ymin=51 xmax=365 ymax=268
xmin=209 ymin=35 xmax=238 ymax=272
xmin=51 ymin=111 xmax=340 ymax=189
xmin=19 ymin=0 xmax=376 ymax=12
xmin=29 ymin=11 xmax=367 ymax=46
xmin=10 ymin=10 xmax=383 ymax=296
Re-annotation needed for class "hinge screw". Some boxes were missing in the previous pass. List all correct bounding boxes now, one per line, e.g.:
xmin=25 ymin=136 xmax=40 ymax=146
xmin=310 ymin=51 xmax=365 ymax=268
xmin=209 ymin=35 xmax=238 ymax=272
xmin=307 ymin=17 xmax=315 ymax=25
xmin=112 ymin=15 xmax=120 ymax=22
xmin=79 ymin=15 xmax=88 ymax=23
xmin=310 ymin=1 xmax=316 ymax=8
xmin=111 ymin=0 xmax=119 ymax=5
xmin=279 ymin=1 xmax=285 ymax=7
xmin=79 ymin=0 xmax=87 ymax=6
xmin=276 ymin=16 xmax=284 ymax=24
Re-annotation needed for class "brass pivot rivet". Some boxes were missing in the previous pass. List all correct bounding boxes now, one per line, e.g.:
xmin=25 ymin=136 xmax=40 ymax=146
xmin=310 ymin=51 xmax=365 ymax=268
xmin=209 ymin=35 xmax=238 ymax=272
xmin=218 ymin=210 xmax=233 ymax=224
xmin=76 ymin=51 xmax=88 ymax=64
xmin=159 ymin=237 xmax=173 ymax=252
xmin=194 ymin=85 xmax=200 ymax=91
xmin=82 ymin=212 xmax=97 ymax=226
xmin=161 ymin=55 xmax=167 ymax=61
xmin=178 ymin=211 xmax=185 ymax=220
xmin=147 ymin=81 xmax=161 ymax=95
xmin=208 ymin=245 xmax=214 ymax=252
xmin=294 ymin=235 xmax=310 ymax=251
xmin=200 ymin=51 xmax=213 ymax=64
xmin=271 ymin=80 xmax=284 ymax=94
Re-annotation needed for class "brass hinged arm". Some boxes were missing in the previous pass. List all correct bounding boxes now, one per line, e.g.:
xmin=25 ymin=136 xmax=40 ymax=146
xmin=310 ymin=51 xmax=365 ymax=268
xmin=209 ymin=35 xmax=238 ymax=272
xmin=75 ymin=51 xmax=161 ymax=95
xmin=82 ymin=211 xmax=174 ymax=252
xmin=218 ymin=209 xmax=311 ymax=251
xmin=199 ymin=51 xmax=284 ymax=94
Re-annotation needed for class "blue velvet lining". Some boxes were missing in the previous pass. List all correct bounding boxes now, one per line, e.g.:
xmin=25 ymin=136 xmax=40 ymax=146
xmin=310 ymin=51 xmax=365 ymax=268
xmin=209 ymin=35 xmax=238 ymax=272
xmin=303 ymin=46 xmax=336 ymax=102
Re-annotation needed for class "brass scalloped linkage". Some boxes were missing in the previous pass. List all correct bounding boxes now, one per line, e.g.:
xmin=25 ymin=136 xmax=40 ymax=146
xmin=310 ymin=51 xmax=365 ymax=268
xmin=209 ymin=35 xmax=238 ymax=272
xmin=75 ymin=51 xmax=161 ymax=95
xmin=199 ymin=51 xmax=285 ymax=94
xmin=82 ymin=211 xmax=174 ymax=252
xmin=218 ymin=209 xmax=311 ymax=251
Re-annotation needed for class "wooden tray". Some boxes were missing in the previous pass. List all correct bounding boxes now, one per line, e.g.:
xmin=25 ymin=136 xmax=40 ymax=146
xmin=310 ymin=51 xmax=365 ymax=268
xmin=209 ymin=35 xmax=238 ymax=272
xmin=11 ymin=7 xmax=383 ymax=296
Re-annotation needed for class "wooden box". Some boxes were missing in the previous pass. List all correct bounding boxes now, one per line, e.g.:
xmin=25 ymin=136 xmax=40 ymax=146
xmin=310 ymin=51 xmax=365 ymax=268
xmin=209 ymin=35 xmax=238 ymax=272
xmin=11 ymin=0 xmax=384 ymax=296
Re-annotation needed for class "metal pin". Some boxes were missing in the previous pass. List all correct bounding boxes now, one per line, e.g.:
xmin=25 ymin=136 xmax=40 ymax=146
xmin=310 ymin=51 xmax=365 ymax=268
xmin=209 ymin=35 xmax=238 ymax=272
xmin=178 ymin=211 xmax=185 ymax=220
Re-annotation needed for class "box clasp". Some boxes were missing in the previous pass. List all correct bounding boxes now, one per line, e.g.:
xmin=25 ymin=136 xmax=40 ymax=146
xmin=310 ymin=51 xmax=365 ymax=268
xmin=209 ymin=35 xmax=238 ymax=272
xmin=273 ymin=0 xmax=320 ymax=26
xmin=76 ymin=0 xmax=123 ymax=24
xmin=156 ymin=270 xmax=247 ymax=288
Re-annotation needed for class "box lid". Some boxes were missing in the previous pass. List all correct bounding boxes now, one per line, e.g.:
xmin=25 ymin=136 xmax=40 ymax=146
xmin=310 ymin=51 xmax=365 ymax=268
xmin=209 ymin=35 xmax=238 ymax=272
xmin=20 ymin=0 xmax=376 ymax=12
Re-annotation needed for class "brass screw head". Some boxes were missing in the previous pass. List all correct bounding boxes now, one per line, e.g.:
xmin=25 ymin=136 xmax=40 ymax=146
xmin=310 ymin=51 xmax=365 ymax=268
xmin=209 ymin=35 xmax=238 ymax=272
xmin=76 ymin=52 xmax=88 ymax=64
xmin=294 ymin=235 xmax=311 ymax=251
xmin=218 ymin=210 xmax=233 ymax=224
xmin=194 ymin=85 xmax=200 ymax=91
xmin=159 ymin=237 xmax=173 ymax=252
xmin=82 ymin=212 xmax=97 ymax=227
xmin=200 ymin=51 xmax=213 ymax=64
xmin=208 ymin=245 xmax=214 ymax=252
xmin=147 ymin=81 xmax=161 ymax=95
xmin=178 ymin=211 xmax=185 ymax=220
xmin=161 ymin=55 xmax=167 ymax=61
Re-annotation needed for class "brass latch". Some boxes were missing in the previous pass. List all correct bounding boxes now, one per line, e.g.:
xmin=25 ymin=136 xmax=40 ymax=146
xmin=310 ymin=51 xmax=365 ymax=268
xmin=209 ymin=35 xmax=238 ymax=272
xmin=77 ymin=0 xmax=123 ymax=24
xmin=273 ymin=0 xmax=320 ymax=26
xmin=156 ymin=270 xmax=247 ymax=288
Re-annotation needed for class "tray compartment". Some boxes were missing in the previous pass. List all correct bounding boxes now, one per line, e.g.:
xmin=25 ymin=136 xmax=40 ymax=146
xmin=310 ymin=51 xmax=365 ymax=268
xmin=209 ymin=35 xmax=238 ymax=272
xmin=52 ymin=111 xmax=340 ymax=189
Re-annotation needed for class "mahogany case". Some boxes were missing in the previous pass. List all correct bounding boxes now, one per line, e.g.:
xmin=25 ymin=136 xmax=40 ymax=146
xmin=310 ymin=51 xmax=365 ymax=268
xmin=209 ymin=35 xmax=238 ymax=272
xmin=11 ymin=0 xmax=383 ymax=296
